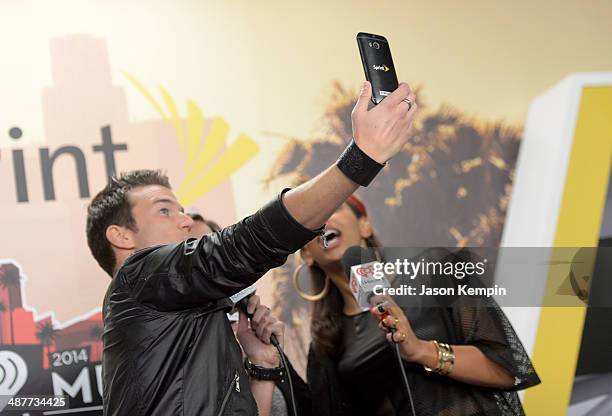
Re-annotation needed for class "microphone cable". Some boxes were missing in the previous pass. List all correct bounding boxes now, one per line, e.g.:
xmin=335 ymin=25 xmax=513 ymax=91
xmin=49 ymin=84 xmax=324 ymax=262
xmin=391 ymin=329 xmax=417 ymax=416
xmin=271 ymin=335 xmax=299 ymax=416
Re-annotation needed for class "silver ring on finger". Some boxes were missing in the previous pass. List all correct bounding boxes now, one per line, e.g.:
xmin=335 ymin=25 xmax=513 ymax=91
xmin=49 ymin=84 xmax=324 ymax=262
xmin=402 ymin=98 xmax=413 ymax=111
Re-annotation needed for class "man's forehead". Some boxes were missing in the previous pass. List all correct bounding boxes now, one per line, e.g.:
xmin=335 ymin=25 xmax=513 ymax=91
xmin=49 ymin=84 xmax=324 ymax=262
xmin=129 ymin=185 xmax=178 ymax=206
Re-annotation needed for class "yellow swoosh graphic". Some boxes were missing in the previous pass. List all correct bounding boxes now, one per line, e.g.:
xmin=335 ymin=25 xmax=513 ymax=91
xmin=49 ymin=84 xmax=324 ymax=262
xmin=186 ymin=99 xmax=205 ymax=169
xmin=178 ymin=134 xmax=259 ymax=206
xmin=123 ymin=73 xmax=260 ymax=204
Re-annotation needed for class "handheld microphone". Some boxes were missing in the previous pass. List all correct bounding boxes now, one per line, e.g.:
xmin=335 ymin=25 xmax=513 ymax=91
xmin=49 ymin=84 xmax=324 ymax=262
xmin=233 ymin=289 xmax=284 ymax=352
xmin=230 ymin=285 xmax=257 ymax=310
xmin=342 ymin=246 xmax=390 ymax=311
xmin=228 ymin=285 xmax=257 ymax=322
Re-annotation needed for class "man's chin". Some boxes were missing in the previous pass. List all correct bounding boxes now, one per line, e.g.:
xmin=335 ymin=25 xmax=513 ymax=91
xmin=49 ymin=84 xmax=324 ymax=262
xmin=143 ymin=237 xmax=187 ymax=249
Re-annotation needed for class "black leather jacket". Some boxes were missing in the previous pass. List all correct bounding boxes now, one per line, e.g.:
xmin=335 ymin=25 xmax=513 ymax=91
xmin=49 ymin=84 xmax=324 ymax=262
xmin=102 ymin=190 xmax=320 ymax=416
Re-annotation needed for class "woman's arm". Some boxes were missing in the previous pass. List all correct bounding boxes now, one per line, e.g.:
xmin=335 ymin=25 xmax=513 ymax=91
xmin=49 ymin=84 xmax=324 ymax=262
xmin=411 ymin=340 xmax=515 ymax=389
xmin=370 ymin=295 xmax=515 ymax=389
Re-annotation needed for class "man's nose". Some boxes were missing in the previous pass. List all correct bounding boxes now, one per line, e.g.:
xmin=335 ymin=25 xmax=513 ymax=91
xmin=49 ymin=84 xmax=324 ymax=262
xmin=180 ymin=212 xmax=194 ymax=232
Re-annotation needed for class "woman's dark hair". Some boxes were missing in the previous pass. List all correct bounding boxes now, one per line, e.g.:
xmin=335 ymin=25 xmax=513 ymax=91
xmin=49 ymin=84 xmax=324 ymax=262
xmin=308 ymin=200 xmax=383 ymax=359
xmin=187 ymin=213 xmax=221 ymax=232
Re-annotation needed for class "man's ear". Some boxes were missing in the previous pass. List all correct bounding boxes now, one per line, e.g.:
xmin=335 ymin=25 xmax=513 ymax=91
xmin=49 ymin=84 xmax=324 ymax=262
xmin=106 ymin=225 xmax=136 ymax=251
xmin=300 ymin=246 xmax=315 ymax=266
xmin=358 ymin=217 xmax=373 ymax=240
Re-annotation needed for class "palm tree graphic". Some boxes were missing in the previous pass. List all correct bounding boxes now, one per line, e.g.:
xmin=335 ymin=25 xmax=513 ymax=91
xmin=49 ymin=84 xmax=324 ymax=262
xmin=264 ymin=82 xmax=522 ymax=373
xmin=0 ymin=265 xmax=22 ymax=345
xmin=36 ymin=321 xmax=59 ymax=364
xmin=0 ymin=301 xmax=5 ymax=345
xmin=89 ymin=326 xmax=103 ymax=340
xmin=89 ymin=326 xmax=103 ymax=359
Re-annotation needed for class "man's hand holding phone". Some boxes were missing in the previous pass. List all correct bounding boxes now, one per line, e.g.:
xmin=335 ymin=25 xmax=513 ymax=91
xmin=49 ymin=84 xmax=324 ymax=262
xmin=351 ymin=80 xmax=417 ymax=164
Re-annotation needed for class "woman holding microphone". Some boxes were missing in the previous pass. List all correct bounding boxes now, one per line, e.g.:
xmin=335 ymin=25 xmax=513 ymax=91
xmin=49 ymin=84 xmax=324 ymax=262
xmin=289 ymin=193 xmax=540 ymax=415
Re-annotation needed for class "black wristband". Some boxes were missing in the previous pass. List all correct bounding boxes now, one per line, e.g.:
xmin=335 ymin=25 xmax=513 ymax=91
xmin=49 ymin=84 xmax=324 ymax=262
xmin=336 ymin=139 xmax=385 ymax=186
xmin=244 ymin=358 xmax=285 ymax=382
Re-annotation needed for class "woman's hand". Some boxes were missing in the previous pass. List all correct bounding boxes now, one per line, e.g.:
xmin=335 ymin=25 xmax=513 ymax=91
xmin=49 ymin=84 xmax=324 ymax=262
xmin=236 ymin=295 xmax=284 ymax=368
xmin=370 ymin=295 xmax=431 ymax=363
xmin=371 ymin=295 xmax=516 ymax=388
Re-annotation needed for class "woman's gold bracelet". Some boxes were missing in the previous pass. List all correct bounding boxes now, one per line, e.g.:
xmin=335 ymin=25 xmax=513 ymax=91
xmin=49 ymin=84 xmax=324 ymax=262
xmin=423 ymin=340 xmax=455 ymax=375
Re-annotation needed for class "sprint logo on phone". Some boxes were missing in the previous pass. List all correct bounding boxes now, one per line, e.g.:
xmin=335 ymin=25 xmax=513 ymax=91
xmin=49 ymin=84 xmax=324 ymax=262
xmin=372 ymin=64 xmax=390 ymax=72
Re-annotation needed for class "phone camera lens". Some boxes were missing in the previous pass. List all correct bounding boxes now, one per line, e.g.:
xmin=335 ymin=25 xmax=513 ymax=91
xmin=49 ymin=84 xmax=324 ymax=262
xmin=373 ymin=42 xmax=380 ymax=49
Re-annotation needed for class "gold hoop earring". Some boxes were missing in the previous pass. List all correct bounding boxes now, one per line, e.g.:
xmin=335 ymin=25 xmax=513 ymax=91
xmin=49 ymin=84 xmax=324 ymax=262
xmin=292 ymin=262 xmax=330 ymax=301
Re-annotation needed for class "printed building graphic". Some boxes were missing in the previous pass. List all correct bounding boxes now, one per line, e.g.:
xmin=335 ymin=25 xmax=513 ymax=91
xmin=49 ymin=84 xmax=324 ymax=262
xmin=0 ymin=262 xmax=103 ymax=366
xmin=0 ymin=33 xmax=252 ymax=414
xmin=0 ymin=33 xmax=241 ymax=325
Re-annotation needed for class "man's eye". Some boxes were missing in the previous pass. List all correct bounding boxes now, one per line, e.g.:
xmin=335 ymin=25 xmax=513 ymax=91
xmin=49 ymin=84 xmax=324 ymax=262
xmin=160 ymin=208 xmax=170 ymax=215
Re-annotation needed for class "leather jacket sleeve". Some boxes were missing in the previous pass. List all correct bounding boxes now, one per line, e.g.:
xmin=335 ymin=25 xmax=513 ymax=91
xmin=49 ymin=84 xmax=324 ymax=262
xmin=122 ymin=189 xmax=322 ymax=311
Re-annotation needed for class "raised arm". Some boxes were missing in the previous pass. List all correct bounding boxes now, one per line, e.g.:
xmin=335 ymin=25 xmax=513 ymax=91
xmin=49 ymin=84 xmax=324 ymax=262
xmin=283 ymin=81 xmax=417 ymax=230
xmin=126 ymin=190 xmax=322 ymax=309
xmin=128 ymin=81 xmax=417 ymax=310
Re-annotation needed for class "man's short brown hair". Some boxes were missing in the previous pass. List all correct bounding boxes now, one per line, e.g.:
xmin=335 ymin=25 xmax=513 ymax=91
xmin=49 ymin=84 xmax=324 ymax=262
xmin=86 ymin=170 xmax=170 ymax=276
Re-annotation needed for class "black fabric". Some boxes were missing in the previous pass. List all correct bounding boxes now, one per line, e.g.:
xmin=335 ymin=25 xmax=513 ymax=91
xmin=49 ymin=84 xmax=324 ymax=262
xmin=102 ymin=190 xmax=321 ymax=416
xmin=283 ymin=303 xmax=539 ymax=416
xmin=275 ymin=358 xmax=313 ymax=416
xmin=336 ymin=139 xmax=385 ymax=186
xmin=337 ymin=312 xmax=396 ymax=415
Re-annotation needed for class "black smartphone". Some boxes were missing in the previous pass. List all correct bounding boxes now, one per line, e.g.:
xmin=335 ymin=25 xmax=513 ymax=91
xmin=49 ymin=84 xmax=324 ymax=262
xmin=356 ymin=32 xmax=399 ymax=105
